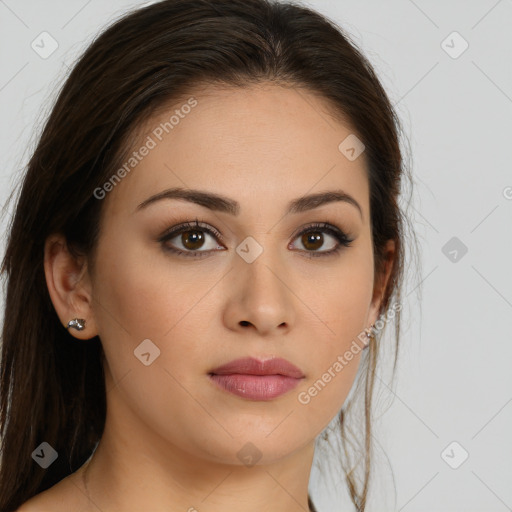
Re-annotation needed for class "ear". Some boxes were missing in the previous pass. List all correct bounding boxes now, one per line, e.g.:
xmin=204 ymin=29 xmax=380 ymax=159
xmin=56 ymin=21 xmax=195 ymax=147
xmin=367 ymin=239 xmax=396 ymax=327
xmin=44 ymin=233 xmax=98 ymax=340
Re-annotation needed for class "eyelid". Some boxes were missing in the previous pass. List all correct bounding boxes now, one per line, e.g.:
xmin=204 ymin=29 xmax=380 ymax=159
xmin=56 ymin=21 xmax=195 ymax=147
xmin=289 ymin=222 xmax=354 ymax=256
xmin=158 ymin=218 xmax=225 ymax=244
xmin=158 ymin=218 xmax=354 ymax=258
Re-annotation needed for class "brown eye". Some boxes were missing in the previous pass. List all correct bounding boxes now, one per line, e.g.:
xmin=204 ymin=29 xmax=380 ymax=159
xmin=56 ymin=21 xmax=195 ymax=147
xmin=294 ymin=230 xmax=337 ymax=253
xmin=158 ymin=219 xmax=225 ymax=258
xmin=290 ymin=222 xmax=354 ymax=258
xmin=180 ymin=230 xmax=206 ymax=250
xmin=300 ymin=232 xmax=325 ymax=251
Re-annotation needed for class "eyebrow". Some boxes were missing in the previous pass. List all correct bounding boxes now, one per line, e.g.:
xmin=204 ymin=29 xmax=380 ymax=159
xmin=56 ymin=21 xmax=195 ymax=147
xmin=135 ymin=187 xmax=363 ymax=219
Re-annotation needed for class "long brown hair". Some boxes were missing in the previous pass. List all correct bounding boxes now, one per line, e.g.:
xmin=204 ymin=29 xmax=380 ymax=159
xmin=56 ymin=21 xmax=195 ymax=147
xmin=0 ymin=1 xmax=418 ymax=510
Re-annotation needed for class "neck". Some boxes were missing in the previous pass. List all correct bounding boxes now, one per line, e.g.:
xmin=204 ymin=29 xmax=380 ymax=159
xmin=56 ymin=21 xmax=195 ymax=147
xmin=80 ymin=431 xmax=316 ymax=511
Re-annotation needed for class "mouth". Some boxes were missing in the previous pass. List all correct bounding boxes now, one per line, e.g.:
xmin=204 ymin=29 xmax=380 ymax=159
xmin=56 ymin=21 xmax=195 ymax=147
xmin=208 ymin=356 xmax=305 ymax=401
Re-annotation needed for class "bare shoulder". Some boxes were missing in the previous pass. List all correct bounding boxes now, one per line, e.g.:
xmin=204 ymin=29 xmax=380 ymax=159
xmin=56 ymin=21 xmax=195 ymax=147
xmin=15 ymin=496 xmax=48 ymax=512
xmin=15 ymin=473 xmax=87 ymax=512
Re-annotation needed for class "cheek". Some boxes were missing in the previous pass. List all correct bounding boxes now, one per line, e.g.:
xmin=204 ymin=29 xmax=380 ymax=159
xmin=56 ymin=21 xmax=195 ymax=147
xmin=291 ymin=249 xmax=372 ymax=415
xmin=89 ymin=240 xmax=214 ymax=446
xmin=90 ymin=234 xmax=219 ymax=388
xmin=92 ymin=234 xmax=201 ymax=341
xmin=299 ymin=245 xmax=374 ymax=338
xmin=295 ymin=347 xmax=362 ymax=436
xmin=292 ymin=292 xmax=367 ymax=429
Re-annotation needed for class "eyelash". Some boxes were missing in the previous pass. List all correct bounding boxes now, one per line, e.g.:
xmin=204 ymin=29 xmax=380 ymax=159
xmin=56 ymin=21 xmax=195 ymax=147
xmin=158 ymin=218 xmax=354 ymax=259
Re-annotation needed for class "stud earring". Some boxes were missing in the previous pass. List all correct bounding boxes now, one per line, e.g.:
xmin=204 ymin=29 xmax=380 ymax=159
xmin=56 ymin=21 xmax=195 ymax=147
xmin=66 ymin=318 xmax=86 ymax=331
xmin=363 ymin=323 xmax=375 ymax=350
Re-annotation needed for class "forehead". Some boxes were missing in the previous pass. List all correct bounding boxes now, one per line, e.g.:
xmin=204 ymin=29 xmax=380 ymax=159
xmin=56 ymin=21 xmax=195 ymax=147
xmin=103 ymin=83 xmax=369 ymax=221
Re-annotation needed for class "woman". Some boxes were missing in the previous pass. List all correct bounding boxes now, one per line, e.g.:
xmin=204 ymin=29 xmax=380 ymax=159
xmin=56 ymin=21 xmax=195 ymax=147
xmin=0 ymin=0 xmax=417 ymax=510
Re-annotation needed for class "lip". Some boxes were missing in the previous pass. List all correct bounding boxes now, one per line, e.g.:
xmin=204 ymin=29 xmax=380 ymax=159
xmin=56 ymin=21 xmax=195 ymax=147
xmin=210 ymin=356 xmax=305 ymax=378
xmin=208 ymin=357 xmax=305 ymax=401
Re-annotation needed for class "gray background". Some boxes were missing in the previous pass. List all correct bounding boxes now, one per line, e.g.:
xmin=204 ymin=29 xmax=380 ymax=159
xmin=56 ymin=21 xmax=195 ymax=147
xmin=1 ymin=1 xmax=511 ymax=511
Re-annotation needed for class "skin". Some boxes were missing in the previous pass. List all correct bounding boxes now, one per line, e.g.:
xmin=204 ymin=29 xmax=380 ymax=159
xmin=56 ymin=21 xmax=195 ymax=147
xmin=23 ymin=83 xmax=394 ymax=512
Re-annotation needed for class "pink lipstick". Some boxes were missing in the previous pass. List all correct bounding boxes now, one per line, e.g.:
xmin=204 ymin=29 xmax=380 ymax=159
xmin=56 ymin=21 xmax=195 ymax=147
xmin=208 ymin=356 xmax=305 ymax=401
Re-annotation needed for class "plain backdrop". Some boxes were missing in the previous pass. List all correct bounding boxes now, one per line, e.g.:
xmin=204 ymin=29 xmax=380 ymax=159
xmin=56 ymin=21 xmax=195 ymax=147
xmin=1 ymin=1 xmax=511 ymax=511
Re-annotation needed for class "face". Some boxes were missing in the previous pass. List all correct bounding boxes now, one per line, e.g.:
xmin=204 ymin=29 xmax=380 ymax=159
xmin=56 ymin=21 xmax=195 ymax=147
xmin=80 ymin=83 xmax=390 ymax=466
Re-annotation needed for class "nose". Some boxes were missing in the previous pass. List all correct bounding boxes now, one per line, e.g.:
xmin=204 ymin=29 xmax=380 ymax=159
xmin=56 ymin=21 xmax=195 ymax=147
xmin=222 ymin=246 xmax=296 ymax=336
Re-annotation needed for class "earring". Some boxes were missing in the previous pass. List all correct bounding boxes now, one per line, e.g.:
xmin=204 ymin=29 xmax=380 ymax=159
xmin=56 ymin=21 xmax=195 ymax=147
xmin=66 ymin=318 xmax=86 ymax=331
xmin=363 ymin=323 xmax=375 ymax=350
